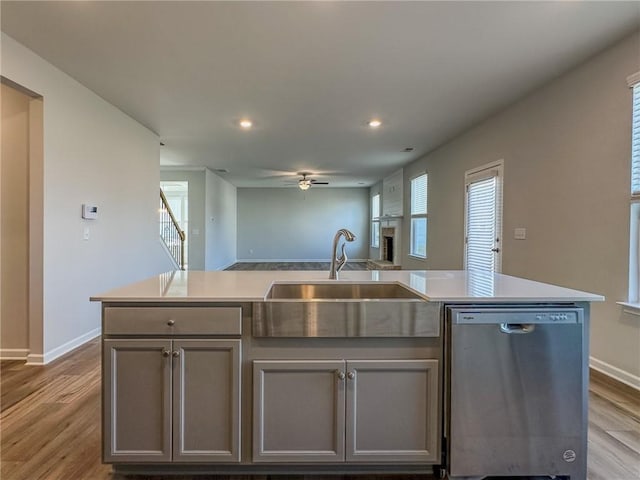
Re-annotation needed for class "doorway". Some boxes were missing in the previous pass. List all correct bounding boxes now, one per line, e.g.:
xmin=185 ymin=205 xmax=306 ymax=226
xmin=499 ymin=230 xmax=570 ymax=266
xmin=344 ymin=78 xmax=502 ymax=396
xmin=160 ymin=181 xmax=189 ymax=269
xmin=463 ymin=160 xmax=503 ymax=273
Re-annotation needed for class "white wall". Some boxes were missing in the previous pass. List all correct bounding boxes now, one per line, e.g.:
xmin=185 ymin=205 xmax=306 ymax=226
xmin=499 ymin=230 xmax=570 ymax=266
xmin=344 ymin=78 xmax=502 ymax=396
xmin=237 ymin=188 xmax=370 ymax=261
xmin=0 ymin=84 xmax=30 ymax=357
xmin=1 ymin=33 xmax=174 ymax=363
xmin=160 ymin=169 xmax=206 ymax=270
xmin=205 ymin=169 xmax=237 ymax=270
xmin=402 ymin=31 xmax=640 ymax=385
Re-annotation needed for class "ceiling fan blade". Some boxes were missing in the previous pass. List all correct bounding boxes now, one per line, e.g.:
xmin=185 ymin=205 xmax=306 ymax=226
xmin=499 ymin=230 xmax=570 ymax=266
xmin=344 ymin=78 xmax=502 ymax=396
xmin=310 ymin=180 xmax=329 ymax=185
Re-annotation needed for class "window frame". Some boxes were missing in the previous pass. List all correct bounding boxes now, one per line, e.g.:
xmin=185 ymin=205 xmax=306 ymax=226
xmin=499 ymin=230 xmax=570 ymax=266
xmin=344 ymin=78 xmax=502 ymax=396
xmin=624 ymin=72 xmax=640 ymax=309
xmin=409 ymin=172 xmax=428 ymax=259
xmin=371 ymin=193 xmax=380 ymax=248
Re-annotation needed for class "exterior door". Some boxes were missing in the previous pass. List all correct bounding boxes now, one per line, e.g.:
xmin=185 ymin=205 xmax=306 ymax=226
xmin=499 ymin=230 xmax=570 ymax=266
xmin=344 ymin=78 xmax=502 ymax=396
xmin=172 ymin=339 xmax=241 ymax=462
xmin=464 ymin=161 xmax=503 ymax=273
xmin=345 ymin=359 xmax=440 ymax=463
xmin=103 ymin=339 xmax=172 ymax=463
xmin=252 ymin=360 xmax=346 ymax=462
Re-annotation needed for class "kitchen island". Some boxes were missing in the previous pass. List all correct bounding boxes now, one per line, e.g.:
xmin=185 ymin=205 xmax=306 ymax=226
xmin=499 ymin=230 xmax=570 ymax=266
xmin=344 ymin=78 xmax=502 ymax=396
xmin=92 ymin=270 xmax=603 ymax=479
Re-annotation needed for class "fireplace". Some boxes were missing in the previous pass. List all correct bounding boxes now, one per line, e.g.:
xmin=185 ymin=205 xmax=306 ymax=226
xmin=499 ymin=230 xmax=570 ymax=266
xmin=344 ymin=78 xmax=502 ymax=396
xmin=367 ymin=222 xmax=402 ymax=270
xmin=381 ymin=227 xmax=396 ymax=264
xmin=383 ymin=234 xmax=394 ymax=263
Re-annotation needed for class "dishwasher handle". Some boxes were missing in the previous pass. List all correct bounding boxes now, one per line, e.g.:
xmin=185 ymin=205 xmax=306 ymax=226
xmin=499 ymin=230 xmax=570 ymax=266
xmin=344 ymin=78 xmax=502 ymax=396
xmin=500 ymin=323 xmax=535 ymax=334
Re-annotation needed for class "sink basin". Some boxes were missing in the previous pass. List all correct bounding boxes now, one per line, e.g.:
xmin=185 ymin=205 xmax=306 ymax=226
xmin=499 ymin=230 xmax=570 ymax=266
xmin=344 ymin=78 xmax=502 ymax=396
xmin=265 ymin=282 xmax=423 ymax=300
xmin=254 ymin=282 xmax=441 ymax=338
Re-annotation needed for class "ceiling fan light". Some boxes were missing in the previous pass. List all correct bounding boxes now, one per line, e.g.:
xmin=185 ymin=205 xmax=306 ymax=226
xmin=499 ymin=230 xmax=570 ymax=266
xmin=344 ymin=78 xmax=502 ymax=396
xmin=299 ymin=180 xmax=311 ymax=190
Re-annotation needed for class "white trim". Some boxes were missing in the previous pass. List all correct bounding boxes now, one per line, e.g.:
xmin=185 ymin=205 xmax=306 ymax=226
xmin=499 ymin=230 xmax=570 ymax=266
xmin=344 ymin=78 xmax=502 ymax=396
xmin=26 ymin=328 xmax=101 ymax=365
xmin=0 ymin=348 xmax=29 ymax=360
xmin=627 ymin=71 xmax=640 ymax=88
xmin=590 ymin=357 xmax=640 ymax=392
xmin=214 ymin=260 xmax=238 ymax=271
xmin=617 ymin=301 xmax=640 ymax=315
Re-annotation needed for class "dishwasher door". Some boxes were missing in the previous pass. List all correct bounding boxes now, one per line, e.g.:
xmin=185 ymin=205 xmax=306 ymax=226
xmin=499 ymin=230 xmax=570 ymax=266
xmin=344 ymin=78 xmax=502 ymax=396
xmin=447 ymin=307 xmax=587 ymax=479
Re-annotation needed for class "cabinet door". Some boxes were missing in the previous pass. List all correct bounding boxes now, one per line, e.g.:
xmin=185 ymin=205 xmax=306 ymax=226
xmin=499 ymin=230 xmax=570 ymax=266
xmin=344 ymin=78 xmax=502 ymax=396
xmin=253 ymin=360 xmax=345 ymax=462
xmin=346 ymin=359 xmax=440 ymax=463
xmin=103 ymin=339 xmax=172 ymax=462
xmin=172 ymin=339 xmax=241 ymax=462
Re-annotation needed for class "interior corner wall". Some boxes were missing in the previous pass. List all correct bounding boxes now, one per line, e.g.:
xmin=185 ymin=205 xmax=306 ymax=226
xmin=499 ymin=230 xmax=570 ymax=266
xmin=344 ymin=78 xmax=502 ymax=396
xmin=204 ymin=169 xmax=237 ymax=270
xmin=402 ymin=31 xmax=640 ymax=382
xmin=160 ymin=169 xmax=206 ymax=270
xmin=0 ymin=84 xmax=30 ymax=356
xmin=369 ymin=181 xmax=383 ymax=260
xmin=237 ymin=188 xmax=369 ymax=261
xmin=1 ymin=33 xmax=174 ymax=363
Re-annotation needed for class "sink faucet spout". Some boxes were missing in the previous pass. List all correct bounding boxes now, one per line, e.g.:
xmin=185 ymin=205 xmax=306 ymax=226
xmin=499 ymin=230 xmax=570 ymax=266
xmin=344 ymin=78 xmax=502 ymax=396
xmin=329 ymin=228 xmax=356 ymax=279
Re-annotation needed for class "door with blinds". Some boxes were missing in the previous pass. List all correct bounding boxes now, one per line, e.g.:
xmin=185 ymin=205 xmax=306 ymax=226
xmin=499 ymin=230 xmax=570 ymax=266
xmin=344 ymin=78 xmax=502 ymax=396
xmin=464 ymin=161 xmax=503 ymax=273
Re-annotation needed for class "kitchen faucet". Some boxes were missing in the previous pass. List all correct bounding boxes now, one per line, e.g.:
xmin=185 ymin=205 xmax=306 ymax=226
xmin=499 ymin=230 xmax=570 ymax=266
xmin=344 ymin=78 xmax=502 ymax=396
xmin=329 ymin=228 xmax=356 ymax=279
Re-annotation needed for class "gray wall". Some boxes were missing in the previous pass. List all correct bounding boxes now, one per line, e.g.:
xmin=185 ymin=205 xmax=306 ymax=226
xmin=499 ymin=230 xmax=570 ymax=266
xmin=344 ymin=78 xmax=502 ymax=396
xmin=402 ymin=31 xmax=640 ymax=383
xmin=2 ymin=33 xmax=174 ymax=363
xmin=205 ymin=169 xmax=237 ymax=270
xmin=160 ymin=169 xmax=206 ymax=270
xmin=237 ymin=188 xmax=369 ymax=261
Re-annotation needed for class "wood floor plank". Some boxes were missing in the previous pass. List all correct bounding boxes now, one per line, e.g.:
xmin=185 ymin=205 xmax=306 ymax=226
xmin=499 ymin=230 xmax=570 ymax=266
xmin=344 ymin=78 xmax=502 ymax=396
xmin=2 ymin=338 xmax=640 ymax=479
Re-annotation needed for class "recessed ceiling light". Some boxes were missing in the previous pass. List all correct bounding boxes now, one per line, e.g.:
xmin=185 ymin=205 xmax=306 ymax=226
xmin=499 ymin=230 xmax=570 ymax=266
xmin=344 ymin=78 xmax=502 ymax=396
xmin=368 ymin=119 xmax=382 ymax=128
xmin=239 ymin=119 xmax=253 ymax=129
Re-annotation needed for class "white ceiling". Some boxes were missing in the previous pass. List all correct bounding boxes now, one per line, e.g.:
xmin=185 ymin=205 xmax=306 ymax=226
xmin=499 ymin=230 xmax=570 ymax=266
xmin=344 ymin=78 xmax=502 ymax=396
xmin=2 ymin=1 xmax=639 ymax=187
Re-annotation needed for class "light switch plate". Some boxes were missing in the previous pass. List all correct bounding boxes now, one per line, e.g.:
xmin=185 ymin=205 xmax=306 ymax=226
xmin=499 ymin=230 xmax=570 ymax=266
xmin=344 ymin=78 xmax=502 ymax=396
xmin=514 ymin=228 xmax=526 ymax=240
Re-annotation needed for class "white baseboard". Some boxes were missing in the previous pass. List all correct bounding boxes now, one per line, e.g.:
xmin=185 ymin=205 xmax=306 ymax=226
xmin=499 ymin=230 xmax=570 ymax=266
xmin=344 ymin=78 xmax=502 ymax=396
xmin=26 ymin=327 xmax=101 ymax=365
xmin=0 ymin=348 xmax=29 ymax=360
xmin=590 ymin=356 xmax=640 ymax=391
xmin=214 ymin=260 xmax=237 ymax=271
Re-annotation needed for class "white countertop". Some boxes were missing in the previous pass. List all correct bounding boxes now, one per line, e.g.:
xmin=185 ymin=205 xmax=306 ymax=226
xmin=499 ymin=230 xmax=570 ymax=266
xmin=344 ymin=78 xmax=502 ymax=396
xmin=91 ymin=270 xmax=604 ymax=303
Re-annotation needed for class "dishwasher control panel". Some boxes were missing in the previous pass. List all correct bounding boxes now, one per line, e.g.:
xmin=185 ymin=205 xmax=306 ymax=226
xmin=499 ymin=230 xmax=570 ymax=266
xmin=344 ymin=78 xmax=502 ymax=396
xmin=452 ymin=307 xmax=583 ymax=325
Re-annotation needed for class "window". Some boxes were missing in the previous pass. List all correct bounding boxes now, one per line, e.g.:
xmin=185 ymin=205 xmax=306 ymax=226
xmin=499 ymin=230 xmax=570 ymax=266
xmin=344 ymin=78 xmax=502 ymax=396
xmin=464 ymin=161 xmax=503 ymax=273
xmin=371 ymin=193 xmax=380 ymax=248
xmin=626 ymin=73 xmax=640 ymax=305
xmin=410 ymin=173 xmax=428 ymax=258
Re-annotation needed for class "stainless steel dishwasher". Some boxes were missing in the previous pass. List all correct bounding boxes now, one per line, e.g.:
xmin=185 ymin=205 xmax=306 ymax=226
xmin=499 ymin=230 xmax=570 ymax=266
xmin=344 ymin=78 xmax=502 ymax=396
xmin=445 ymin=305 xmax=588 ymax=480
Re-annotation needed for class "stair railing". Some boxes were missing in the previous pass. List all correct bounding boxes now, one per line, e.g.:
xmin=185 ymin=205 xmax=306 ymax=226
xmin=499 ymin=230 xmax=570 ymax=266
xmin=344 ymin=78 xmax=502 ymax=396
xmin=159 ymin=189 xmax=186 ymax=270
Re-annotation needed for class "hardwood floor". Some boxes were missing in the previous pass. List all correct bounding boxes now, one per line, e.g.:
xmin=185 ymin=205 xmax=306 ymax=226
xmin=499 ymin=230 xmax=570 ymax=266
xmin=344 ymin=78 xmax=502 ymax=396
xmin=1 ymin=339 xmax=639 ymax=480
xmin=225 ymin=262 xmax=368 ymax=271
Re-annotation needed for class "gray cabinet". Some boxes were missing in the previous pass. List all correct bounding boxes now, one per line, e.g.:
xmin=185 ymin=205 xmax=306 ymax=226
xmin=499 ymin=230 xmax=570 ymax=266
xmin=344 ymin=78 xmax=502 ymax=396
xmin=253 ymin=360 xmax=346 ymax=462
xmin=253 ymin=359 xmax=439 ymax=463
xmin=103 ymin=339 xmax=172 ymax=462
xmin=346 ymin=359 xmax=439 ymax=463
xmin=104 ymin=339 xmax=241 ymax=463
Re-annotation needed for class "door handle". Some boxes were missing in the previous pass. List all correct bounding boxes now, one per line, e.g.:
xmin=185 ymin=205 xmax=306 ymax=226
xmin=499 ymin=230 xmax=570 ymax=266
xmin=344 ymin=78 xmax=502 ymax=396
xmin=500 ymin=323 xmax=535 ymax=334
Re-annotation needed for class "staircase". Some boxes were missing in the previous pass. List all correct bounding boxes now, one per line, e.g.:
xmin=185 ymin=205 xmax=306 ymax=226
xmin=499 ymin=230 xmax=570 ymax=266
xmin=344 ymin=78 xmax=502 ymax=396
xmin=159 ymin=188 xmax=186 ymax=270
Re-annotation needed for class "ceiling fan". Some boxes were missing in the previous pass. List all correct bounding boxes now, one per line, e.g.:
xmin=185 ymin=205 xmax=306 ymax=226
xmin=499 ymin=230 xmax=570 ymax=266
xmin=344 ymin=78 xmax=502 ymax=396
xmin=289 ymin=172 xmax=330 ymax=190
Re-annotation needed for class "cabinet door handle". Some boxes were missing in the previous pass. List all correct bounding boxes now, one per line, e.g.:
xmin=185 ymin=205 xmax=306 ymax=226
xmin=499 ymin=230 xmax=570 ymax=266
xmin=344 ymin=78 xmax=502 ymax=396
xmin=162 ymin=349 xmax=170 ymax=357
xmin=336 ymin=370 xmax=345 ymax=380
xmin=167 ymin=319 xmax=175 ymax=326
xmin=172 ymin=350 xmax=180 ymax=358
xmin=347 ymin=371 xmax=356 ymax=380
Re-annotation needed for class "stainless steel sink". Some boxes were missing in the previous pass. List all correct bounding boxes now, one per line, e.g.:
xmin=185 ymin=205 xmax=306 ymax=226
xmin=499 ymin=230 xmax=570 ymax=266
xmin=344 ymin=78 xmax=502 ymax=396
xmin=253 ymin=282 xmax=441 ymax=338
xmin=265 ymin=282 xmax=423 ymax=300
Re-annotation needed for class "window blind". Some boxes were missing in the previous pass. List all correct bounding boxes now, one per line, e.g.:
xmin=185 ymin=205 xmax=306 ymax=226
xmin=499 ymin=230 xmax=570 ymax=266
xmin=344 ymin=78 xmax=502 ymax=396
xmin=372 ymin=194 xmax=380 ymax=219
xmin=632 ymin=83 xmax=640 ymax=196
xmin=466 ymin=176 xmax=497 ymax=272
xmin=411 ymin=174 xmax=427 ymax=214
